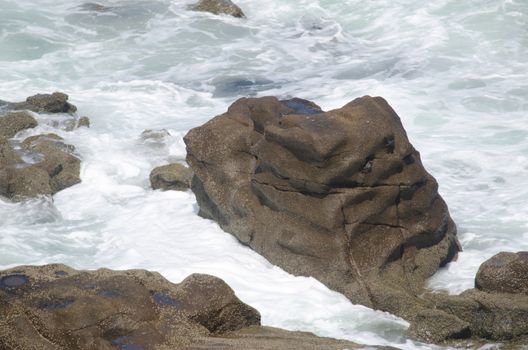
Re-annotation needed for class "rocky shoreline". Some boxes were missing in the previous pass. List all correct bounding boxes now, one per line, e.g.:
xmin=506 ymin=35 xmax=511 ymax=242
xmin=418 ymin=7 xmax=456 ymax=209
xmin=1 ymin=92 xmax=527 ymax=348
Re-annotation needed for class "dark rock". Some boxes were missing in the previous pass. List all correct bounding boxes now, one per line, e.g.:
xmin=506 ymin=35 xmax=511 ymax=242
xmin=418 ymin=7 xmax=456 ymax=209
xmin=21 ymin=134 xmax=81 ymax=193
xmin=476 ymin=251 xmax=528 ymax=295
xmin=191 ymin=0 xmax=245 ymax=18
xmin=12 ymin=92 xmax=77 ymax=114
xmin=0 ymin=264 xmax=374 ymax=350
xmin=407 ymin=309 xmax=471 ymax=343
xmin=0 ymin=111 xmax=38 ymax=138
xmin=184 ymin=96 xmax=460 ymax=317
xmin=280 ymin=98 xmax=323 ymax=115
xmin=150 ymin=163 xmax=193 ymax=191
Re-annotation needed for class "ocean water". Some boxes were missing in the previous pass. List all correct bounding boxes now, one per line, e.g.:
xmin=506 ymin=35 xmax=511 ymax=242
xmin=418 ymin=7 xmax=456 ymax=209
xmin=1 ymin=0 xmax=527 ymax=349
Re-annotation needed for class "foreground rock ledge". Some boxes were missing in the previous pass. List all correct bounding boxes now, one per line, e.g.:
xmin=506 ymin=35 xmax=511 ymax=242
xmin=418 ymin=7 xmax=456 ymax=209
xmin=184 ymin=96 xmax=461 ymax=318
xmin=0 ymin=264 xmax=384 ymax=350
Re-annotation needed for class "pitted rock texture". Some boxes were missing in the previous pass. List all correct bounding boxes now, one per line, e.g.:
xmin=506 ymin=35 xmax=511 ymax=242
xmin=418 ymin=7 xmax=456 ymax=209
xmin=191 ymin=0 xmax=245 ymax=18
xmin=150 ymin=163 xmax=193 ymax=191
xmin=184 ymin=96 xmax=460 ymax=317
xmin=10 ymin=92 xmax=77 ymax=114
xmin=0 ymin=264 xmax=373 ymax=350
xmin=476 ymin=251 xmax=528 ymax=295
xmin=0 ymin=111 xmax=38 ymax=138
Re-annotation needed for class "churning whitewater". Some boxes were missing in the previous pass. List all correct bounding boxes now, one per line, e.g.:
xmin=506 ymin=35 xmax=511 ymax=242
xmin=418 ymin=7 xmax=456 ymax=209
xmin=1 ymin=0 xmax=527 ymax=349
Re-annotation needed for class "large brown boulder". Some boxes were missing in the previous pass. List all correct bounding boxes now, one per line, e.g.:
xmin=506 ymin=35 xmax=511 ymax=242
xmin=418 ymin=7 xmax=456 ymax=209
xmin=184 ymin=96 xmax=460 ymax=317
xmin=476 ymin=251 xmax=528 ymax=295
xmin=0 ymin=264 xmax=377 ymax=350
xmin=0 ymin=111 xmax=38 ymax=138
xmin=191 ymin=0 xmax=245 ymax=18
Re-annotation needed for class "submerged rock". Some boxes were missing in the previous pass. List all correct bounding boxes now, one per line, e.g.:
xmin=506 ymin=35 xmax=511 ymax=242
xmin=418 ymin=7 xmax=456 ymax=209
xmin=0 ymin=264 xmax=376 ymax=350
xmin=184 ymin=96 xmax=460 ymax=318
xmin=0 ymin=111 xmax=38 ymax=138
xmin=191 ymin=0 xmax=245 ymax=18
xmin=150 ymin=163 xmax=193 ymax=191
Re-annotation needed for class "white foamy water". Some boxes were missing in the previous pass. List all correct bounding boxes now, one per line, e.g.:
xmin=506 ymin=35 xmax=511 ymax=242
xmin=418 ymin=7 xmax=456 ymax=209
xmin=1 ymin=0 xmax=527 ymax=349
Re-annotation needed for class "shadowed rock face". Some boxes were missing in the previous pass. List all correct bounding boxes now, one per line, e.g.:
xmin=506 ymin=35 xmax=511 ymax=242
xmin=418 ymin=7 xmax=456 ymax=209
xmin=0 ymin=264 xmax=378 ymax=350
xmin=184 ymin=96 xmax=460 ymax=317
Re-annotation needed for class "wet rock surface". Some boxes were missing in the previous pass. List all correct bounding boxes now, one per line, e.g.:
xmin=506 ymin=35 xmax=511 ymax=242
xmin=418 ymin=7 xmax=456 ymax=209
xmin=184 ymin=96 xmax=460 ymax=318
xmin=10 ymin=92 xmax=77 ymax=114
xmin=150 ymin=163 xmax=193 ymax=191
xmin=0 ymin=92 xmax=83 ymax=199
xmin=0 ymin=264 xmax=375 ymax=350
xmin=191 ymin=0 xmax=245 ymax=18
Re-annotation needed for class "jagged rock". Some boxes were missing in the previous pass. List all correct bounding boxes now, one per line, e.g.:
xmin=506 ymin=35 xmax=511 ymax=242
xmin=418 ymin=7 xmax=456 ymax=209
xmin=150 ymin=163 xmax=193 ymax=191
xmin=476 ymin=251 xmax=528 ymax=295
xmin=12 ymin=92 xmax=77 ymax=114
xmin=407 ymin=309 xmax=471 ymax=343
xmin=0 ymin=111 xmax=38 ymax=138
xmin=184 ymin=96 xmax=460 ymax=318
xmin=191 ymin=0 xmax=245 ymax=18
xmin=0 ymin=264 xmax=376 ymax=350
xmin=21 ymin=134 xmax=81 ymax=193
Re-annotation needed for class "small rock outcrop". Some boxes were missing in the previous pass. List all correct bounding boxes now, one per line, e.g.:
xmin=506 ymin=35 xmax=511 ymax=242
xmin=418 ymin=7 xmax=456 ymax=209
xmin=191 ymin=0 xmax=245 ymax=18
xmin=0 ymin=134 xmax=80 ymax=199
xmin=0 ymin=92 xmax=83 ymax=200
xmin=21 ymin=134 xmax=81 ymax=193
xmin=11 ymin=92 xmax=77 ymax=114
xmin=0 ymin=111 xmax=38 ymax=138
xmin=475 ymin=251 xmax=528 ymax=295
xmin=150 ymin=163 xmax=193 ymax=191
xmin=184 ymin=96 xmax=460 ymax=318
xmin=0 ymin=264 xmax=377 ymax=350
xmin=409 ymin=252 xmax=528 ymax=343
